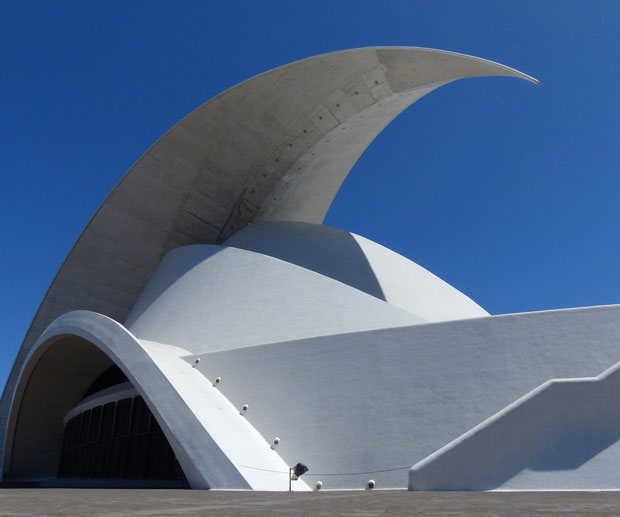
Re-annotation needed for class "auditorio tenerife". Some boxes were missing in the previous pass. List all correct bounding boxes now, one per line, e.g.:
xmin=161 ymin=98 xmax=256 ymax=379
xmin=2 ymin=47 xmax=618 ymax=491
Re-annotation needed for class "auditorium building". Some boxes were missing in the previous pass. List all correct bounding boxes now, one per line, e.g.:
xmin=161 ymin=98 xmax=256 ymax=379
xmin=3 ymin=47 xmax=620 ymax=491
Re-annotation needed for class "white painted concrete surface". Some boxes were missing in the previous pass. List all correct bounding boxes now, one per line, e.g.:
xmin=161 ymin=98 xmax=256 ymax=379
xmin=124 ymin=243 xmax=423 ymax=353
xmin=410 ymin=360 xmax=620 ymax=490
xmin=225 ymin=222 xmax=488 ymax=322
xmin=139 ymin=339 xmax=308 ymax=491
xmin=190 ymin=305 xmax=620 ymax=489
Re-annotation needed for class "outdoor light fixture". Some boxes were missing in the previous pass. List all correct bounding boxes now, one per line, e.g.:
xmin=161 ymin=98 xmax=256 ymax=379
xmin=288 ymin=462 xmax=309 ymax=491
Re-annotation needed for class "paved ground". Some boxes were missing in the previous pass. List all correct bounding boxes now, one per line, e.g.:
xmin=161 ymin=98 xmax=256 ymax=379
xmin=0 ymin=490 xmax=620 ymax=516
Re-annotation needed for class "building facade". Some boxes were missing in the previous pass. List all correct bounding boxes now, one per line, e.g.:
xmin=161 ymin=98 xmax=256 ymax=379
xmin=3 ymin=47 xmax=618 ymax=491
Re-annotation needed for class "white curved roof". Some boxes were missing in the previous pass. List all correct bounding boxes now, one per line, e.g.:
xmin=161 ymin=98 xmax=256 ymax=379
xmin=7 ymin=47 xmax=537 ymax=407
xmin=123 ymin=221 xmax=488 ymax=355
xmin=124 ymin=242 xmax=424 ymax=353
xmin=225 ymin=221 xmax=488 ymax=322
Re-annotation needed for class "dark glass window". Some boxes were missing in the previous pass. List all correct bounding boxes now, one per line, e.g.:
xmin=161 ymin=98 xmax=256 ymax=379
xmin=100 ymin=402 xmax=116 ymax=439
xmin=89 ymin=406 xmax=102 ymax=442
xmin=73 ymin=413 xmax=84 ymax=447
xmin=57 ymin=395 xmax=186 ymax=484
xmin=113 ymin=398 xmax=132 ymax=437
xmin=130 ymin=396 xmax=150 ymax=435
xmin=81 ymin=365 xmax=128 ymax=400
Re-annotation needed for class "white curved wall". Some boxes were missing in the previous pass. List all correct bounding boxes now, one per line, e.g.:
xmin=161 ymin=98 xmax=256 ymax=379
xmin=124 ymin=243 xmax=423 ymax=353
xmin=190 ymin=305 xmax=620 ymax=489
xmin=225 ymin=222 xmax=488 ymax=322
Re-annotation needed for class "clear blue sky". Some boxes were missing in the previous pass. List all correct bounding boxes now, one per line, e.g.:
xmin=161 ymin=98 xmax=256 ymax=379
xmin=2 ymin=1 xmax=620 ymax=389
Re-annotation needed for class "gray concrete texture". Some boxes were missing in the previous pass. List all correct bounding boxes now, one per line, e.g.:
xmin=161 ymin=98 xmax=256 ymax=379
xmin=0 ymin=48 xmax=538 ymax=459
xmin=0 ymin=489 xmax=619 ymax=516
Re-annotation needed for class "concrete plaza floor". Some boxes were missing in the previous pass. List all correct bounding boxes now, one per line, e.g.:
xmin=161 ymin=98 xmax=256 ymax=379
xmin=0 ymin=490 xmax=620 ymax=516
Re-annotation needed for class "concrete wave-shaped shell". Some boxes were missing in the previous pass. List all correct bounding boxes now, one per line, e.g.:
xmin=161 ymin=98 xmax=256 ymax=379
xmin=3 ymin=47 xmax=537 ymax=420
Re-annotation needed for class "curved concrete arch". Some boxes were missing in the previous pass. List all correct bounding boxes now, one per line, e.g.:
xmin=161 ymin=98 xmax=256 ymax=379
xmin=2 ymin=311 xmax=297 ymax=489
xmin=0 ymin=48 xmax=538 ymax=451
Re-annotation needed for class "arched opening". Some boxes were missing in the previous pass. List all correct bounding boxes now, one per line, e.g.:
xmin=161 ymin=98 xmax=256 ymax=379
xmin=7 ymin=335 xmax=186 ymax=487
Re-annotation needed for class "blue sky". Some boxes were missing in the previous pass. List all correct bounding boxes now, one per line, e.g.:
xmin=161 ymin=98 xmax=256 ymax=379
xmin=1 ymin=1 xmax=620 ymax=389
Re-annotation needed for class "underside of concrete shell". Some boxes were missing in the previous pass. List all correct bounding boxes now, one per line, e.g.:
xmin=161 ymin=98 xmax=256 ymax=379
xmin=6 ymin=46 xmax=617 ymax=492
